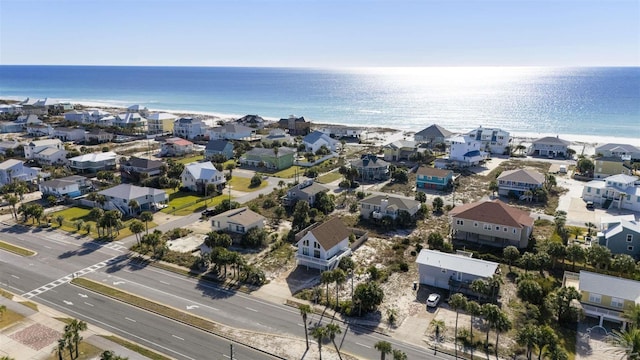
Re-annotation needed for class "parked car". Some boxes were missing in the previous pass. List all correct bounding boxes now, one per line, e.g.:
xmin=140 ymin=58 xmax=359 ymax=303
xmin=201 ymin=209 xmax=216 ymax=217
xmin=586 ymin=201 xmax=594 ymax=210
xmin=426 ymin=293 xmax=441 ymax=308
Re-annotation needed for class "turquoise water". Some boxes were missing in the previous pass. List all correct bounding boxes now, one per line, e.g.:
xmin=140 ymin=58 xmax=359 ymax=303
xmin=0 ymin=66 xmax=638 ymax=138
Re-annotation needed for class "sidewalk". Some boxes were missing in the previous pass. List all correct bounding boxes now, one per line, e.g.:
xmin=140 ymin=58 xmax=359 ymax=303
xmin=0 ymin=293 xmax=154 ymax=360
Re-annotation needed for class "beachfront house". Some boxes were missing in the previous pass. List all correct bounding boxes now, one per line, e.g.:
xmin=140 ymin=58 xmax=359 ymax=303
xmin=383 ymin=140 xmax=419 ymax=161
xmin=114 ymin=112 xmax=147 ymax=133
xmin=277 ymin=115 xmax=311 ymax=136
xmin=416 ymin=249 xmax=499 ymax=296
xmin=97 ymin=184 xmax=167 ymax=215
xmin=173 ymin=117 xmax=208 ymax=140
xmin=581 ymin=174 xmax=640 ymax=212
xmin=68 ymin=151 xmax=117 ymax=173
xmin=467 ymin=126 xmax=511 ymax=155
xmin=529 ymin=136 xmax=571 ymax=158
xmin=207 ymin=123 xmax=255 ymax=141
xmin=416 ymin=166 xmax=453 ymax=190
xmin=447 ymin=135 xmax=487 ymax=167
xmin=204 ymin=140 xmax=234 ymax=160
xmin=0 ymin=159 xmax=44 ymax=185
xmin=597 ymin=216 xmax=640 ymax=258
xmin=496 ymin=168 xmax=546 ymax=197
xmin=211 ymin=207 xmax=265 ymax=235
xmin=39 ymin=178 xmax=81 ymax=199
xmin=160 ymin=137 xmax=195 ymax=157
xmin=594 ymin=157 xmax=633 ymax=179
xmin=449 ymin=199 xmax=535 ymax=248
xmin=295 ymin=217 xmax=352 ymax=271
xmin=349 ymin=154 xmax=390 ymax=181
xmin=53 ymin=127 xmax=86 ymax=142
xmin=235 ymin=114 xmax=266 ymax=129
xmin=359 ymin=194 xmax=421 ymax=220
xmin=282 ymin=180 xmax=329 ymax=207
xmin=24 ymin=139 xmax=64 ymax=160
xmin=147 ymin=112 xmax=178 ymax=135
xmin=262 ymin=129 xmax=294 ymax=145
xmin=302 ymin=131 xmax=339 ymax=153
xmin=318 ymin=125 xmax=363 ymax=138
xmin=180 ymin=161 xmax=226 ymax=193
xmin=595 ymin=143 xmax=640 ymax=161
xmin=563 ymin=271 xmax=640 ymax=329
xmin=414 ymin=124 xmax=453 ymax=147
xmin=84 ymin=129 xmax=113 ymax=144
xmin=120 ymin=157 xmax=165 ymax=181
xmin=239 ymin=147 xmax=295 ymax=170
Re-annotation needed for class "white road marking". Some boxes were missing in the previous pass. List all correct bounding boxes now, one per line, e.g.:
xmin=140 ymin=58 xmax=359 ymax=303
xmin=159 ymin=280 xmax=170 ymax=285
xmin=63 ymin=300 xmax=73 ymax=305
xmin=356 ymin=342 xmax=371 ymax=349
xmin=43 ymin=245 xmax=52 ymax=249
xmin=125 ymin=317 xmax=137 ymax=322
xmin=113 ymin=281 xmax=125 ymax=285
xmin=297 ymin=323 xmax=304 ymax=327
xmin=186 ymin=305 xmax=199 ymax=310
xmin=245 ymin=307 xmax=258 ymax=312
xmin=78 ymin=293 xmax=88 ymax=298
xmin=172 ymin=334 xmax=185 ymax=341
xmin=84 ymin=302 xmax=94 ymax=307
xmin=11 ymin=275 xmax=19 ymax=279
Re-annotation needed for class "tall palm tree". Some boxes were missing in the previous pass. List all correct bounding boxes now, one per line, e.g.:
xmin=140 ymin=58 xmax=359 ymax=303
xmin=482 ymin=303 xmax=501 ymax=349
xmin=535 ymin=325 xmax=557 ymax=360
xmin=333 ymin=269 xmax=346 ymax=308
xmin=487 ymin=274 xmax=503 ymax=304
xmin=53 ymin=338 xmax=66 ymax=360
xmin=392 ymin=349 xmax=407 ymax=360
xmin=66 ymin=318 xmax=88 ymax=358
xmin=623 ymin=304 xmax=640 ymax=327
xmin=128 ymin=220 xmax=145 ymax=246
xmin=310 ymin=325 xmax=328 ymax=360
xmin=585 ymin=222 xmax=595 ymax=236
xmin=466 ymin=300 xmax=482 ymax=342
xmin=449 ymin=293 xmax=468 ymax=359
xmin=140 ymin=211 xmax=154 ymax=235
xmin=320 ymin=271 xmax=334 ymax=306
xmin=6 ymin=194 xmax=18 ymax=219
xmin=325 ymin=323 xmax=342 ymax=360
xmin=430 ymin=319 xmax=446 ymax=354
xmin=544 ymin=343 xmax=569 ymax=360
xmin=493 ymin=310 xmax=512 ymax=359
xmin=566 ymin=243 xmax=585 ymax=271
xmin=299 ymin=304 xmax=312 ymax=349
xmin=128 ymin=199 xmax=139 ymax=215
xmin=516 ymin=324 xmax=538 ymax=360
xmin=374 ymin=340 xmax=392 ymax=360
xmin=608 ymin=326 xmax=640 ymax=360
xmin=96 ymin=194 xmax=107 ymax=209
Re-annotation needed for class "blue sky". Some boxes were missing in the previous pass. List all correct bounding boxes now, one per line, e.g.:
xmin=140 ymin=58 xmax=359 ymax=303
xmin=1 ymin=0 xmax=638 ymax=67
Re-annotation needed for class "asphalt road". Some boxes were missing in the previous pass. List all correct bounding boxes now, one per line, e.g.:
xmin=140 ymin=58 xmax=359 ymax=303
xmin=0 ymin=223 xmax=451 ymax=359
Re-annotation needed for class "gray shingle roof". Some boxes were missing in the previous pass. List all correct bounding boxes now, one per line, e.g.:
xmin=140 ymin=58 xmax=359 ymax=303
xmin=532 ymin=136 xmax=570 ymax=146
xmin=497 ymin=169 xmax=545 ymax=185
xmin=205 ymin=140 xmax=232 ymax=152
xmin=360 ymin=194 xmax=420 ymax=211
xmin=98 ymin=184 xmax=166 ymax=200
xmin=246 ymin=147 xmax=295 ymax=156
xmin=415 ymin=124 xmax=453 ymax=138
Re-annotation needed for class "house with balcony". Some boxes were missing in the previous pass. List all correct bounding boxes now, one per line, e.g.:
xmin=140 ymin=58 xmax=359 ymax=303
xmin=529 ymin=136 xmax=571 ymax=158
xmin=414 ymin=124 xmax=453 ymax=146
xmin=173 ymin=117 xmax=208 ymax=140
xmin=318 ymin=125 xmax=364 ymax=139
xmin=53 ymin=127 xmax=86 ymax=142
xmin=85 ymin=129 xmax=113 ymax=144
xmin=239 ymin=147 xmax=295 ymax=170
xmin=235 ymin=114 xmax=266 ymax=129
xmin=467 ymin=126 xmax=511 ymax=155
xmin=295 ymin=217 xmax=352 ymax=271
xmin=303 ymin=131 xmax=339 ymax=153
xmin=497 ymin=168 xmax=545 ymax=197
xmin=39 ymin=178 xmax=82 ymax=198
xmin=0 ymin=159 xmax=45 ymax=185
xmin=597 ymin=216 xmax=640 ymax=258
xmin=120 ymin=157 xmax=165 ymax=181
xmin=447 ymin=135 xmax=487 ymax=167
xmin=160 ymin=137 xmax=195 ymax=157
xmin=282 ymin=180 xmax=329 ymax=207
xmin=114 ymin=112 xmax=147 ymax=132
xmin=277 ymin=115 xmax=311 ymax=136
xmin=0 ymin=141 xmax=20 ymax=156
xmin=350 ymin=154 xmax=390 ymax=181
xmin=24 ymin=139 xmax=64 ymax=159
xmin=594 ymin=156 xmax=633 ymax=179
xmin=416 ymin=249 xmax=500 ymax=296
xmin=33 ymin=147 xmax=67 ymax=166
xmin=416 ymin=166 xmax=453 ymax=190
xmin=27 ymin=124 xmax=54 ymax=137
xmin=0 ymin=121 xmax=24 ymax=133
xmin=359 ymin=194 xmax=420 ymax=220
xmin=581 ymin=174 xmax=640 ymax=212
xmin=383 ymin=140 xmax=419 ymax=161
xmin=563 ymin=271 xmax=640 ymax=329
xmin=147 ymin=112 xmax=177 ymax=135
xmin=181 ymin=161 xmax=226 ymax=193
xmin=98 ymin=184 xmax=167 ymax=215
xmin=204 ymin=140 xmax=234 ymax=160
xmin=210 ymin=207 xmax=265 ymax=235
xmin=449 ymin=199 xmax=535 ymax=248
xmin=16 ymin=114 xmax=44 ymax=128
xmin=207 ymin=123 xmax=255 ymax=141
xmin=68 ymin=152 xmax=117 ymax=173
xmin=262 ymin=129 xmax=294 ymax=146
xmin=596 ymin=143 xmax=640 ymax=161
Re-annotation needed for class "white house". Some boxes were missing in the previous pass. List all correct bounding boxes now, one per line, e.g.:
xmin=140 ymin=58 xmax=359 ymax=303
xmin=33 ymin=147 xmax=67 ymax=166
xmin=160 ymin=137 xmax=194 ymax=157
xmin=181 ymin=162 xmax=226 ymax=193
xmin=39 ymin=178 xmax=82 ymax=198
xmin=416 ymin=249 xmax=499 ymax=295
xmin=210 ymin=207 xmax=266 ymax=234
xmin=97 ymin=184 xmax=167 ymax=215
xmin=0 ymin=159 xmax=43 ymax=185
xmin=447 ymin=135 xmax=487 ymax=167
xmin=68 ymin=152 xmax=117 ymax=173
xmin=173 ymin=117 xmax=208 ymax=140
xmin=27 ymin=124 xmax=54 ymax=137
xmin=596 ymin=143 xmax=640 ymax=161
xmin=582 ymin=174 xmax=640 ymax=212
xmin=207 ymin=123 xmax=254 ymax=141
xmin=295 ymin=217 xmax=352 ymax=271
xmin=318 ymin=126 xmax=364 ymax=138
xmin=114 ymin=112 xmax=147 ymax=132
xmin=303 ymin=131 xmax=339 ymax=153
xmin=466 ymin=127 xmax=511 ymax=155
xmin=147 ymin=112 xmax=178 ymax=135
xmin=262 ymin=129 xmax=294 ymax=145
xmin=359 ymin=194 xmax=421 ymax=220
xmin=529 ymin=136 xmax=571 ymax=158
xmin=24 ymin=139 xmax=64 ymax=159
xmin=53 ymin=127 xmax=86 ymax=142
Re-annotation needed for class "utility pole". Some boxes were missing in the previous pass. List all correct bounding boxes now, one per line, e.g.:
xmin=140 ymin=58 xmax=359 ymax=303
xmin=230 ymin=344 xmax=234 ymax=360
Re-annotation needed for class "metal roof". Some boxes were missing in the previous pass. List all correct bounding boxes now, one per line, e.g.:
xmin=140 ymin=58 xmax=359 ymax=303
xmin=416 ymin=249 xmax=499 ymax=278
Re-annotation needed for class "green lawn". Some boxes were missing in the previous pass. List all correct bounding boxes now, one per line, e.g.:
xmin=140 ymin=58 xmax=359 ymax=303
xmin=270 ymin=165 xmax=304 ymax=178
xmin=0 ymin=240 xmax=36 ymax=256
xmin=176 ymin=154 xmax=204 ymax=164
xmin=228 ymin=176 xmax=268 ymax=192
xmin=161 ymin=190 xmax=229 ymax=216
xmin=316 ymin=171 xmax=342 ymax=184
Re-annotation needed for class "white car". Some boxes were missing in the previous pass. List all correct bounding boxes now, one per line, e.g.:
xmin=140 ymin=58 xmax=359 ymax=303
xmin=426 ymin=293 xmax=441 ymax=308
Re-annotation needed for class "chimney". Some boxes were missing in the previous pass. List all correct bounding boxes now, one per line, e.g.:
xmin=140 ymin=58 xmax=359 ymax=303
xmin=381 ymin=196 xmax=389 ymax=212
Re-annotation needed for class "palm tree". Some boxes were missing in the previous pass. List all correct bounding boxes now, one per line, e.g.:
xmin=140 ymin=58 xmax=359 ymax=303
xmin=392 ymin=349 xmax=407 ymax=360
xmin=493 ymin=310 xmax=512 ymax=359
xmin=310 ymin=325 xmax=328 ymax=360
xmin=487 ymin=274 xmax=503 ymax=304
xmin=96 ymin=194 xmax=107 ymax=209
xmin=128 ymin=220 xmax=145 ymax=246
xmin=273 ymin=146 xmax=279 ymax=169
xmin=66 ymin=318 xmax=88 ymax=358
xmin=608 ymin=326 xmax=640 ymax=360
xmin=566 ymin=243 xmax=585 ymax=271
xmin=128 ymin=199 xmax=139 ymax=215
xmin=333 ymin=269 xmax=346 ymax=308
xmin=374 ymin=340 xmax=392 ymax=360
xmin=466 ymin=300 xmax=482 ymax=342
xmin=623 ymin=304 xmax=640 ymax=327
xmin=53 ymin=338 xmax=66 ymax=360
xmin=471 ymin=278 xmax=488 ymax=301
xmin=6 ymin=194 xmax=18 ymax=219
xmin=544 ymin=343 xmax=569 ymax=360
xmin=320 ymin=271 xmax=334 ymax=306
xmin=482 ymin=303 xmax=501 ymax=349
xmin=535 ymin=325 xmax=557 ymax=360
xmin=585 ymin=222 xmax=595 ymax=236
xmin=430 ymin=319 xmax=446 ymax=354
xmin=449 ymin=293 xmax=468 ymax=359
xmin=503 ymin=245 xmax=520 ymax=272
xmin=516 ymin=324 xmax=538 ymax=360
xmin=299 ymin=304 xmax=312 ymax=349
xmin=140 ymin=211 xmax=153 ymax=234
xmin=325 ymin=323 xmax=342 ymax=360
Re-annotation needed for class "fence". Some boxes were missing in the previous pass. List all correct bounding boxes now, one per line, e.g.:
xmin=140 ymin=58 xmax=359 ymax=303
xmin=294 ymin=153 xmax=338 ymax=167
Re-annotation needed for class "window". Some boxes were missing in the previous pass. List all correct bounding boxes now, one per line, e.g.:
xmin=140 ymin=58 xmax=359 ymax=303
xmin=484 ymin=224 xmax=491 ymax=230
xmin=314 ymin=242 xmax=321 ymax=249
xmin=456 ymin=220 xmax=464 ymax=225
xmin=513 ymin=229 xmax=517 ymax=234
xmin=313 ymin=250 xmax=320 ymax=258
xmin=627 ymin=235 xmax=633 ymax=243
xmin=611 ymin=297 xmax=624 ymax=308
xmin=495 ymin=226 xmax=500 ymax=231
xmin=589 ymin=294 xmax=601 ymax=304
xmin=302 ymin=247 xmax=309 ymax=256
xmin=474 ymin=222 xmax=478 ymax=227
xmin=504 ymin=227 xmax=508 ymax=232
xmin=303 ymin=239 xmax=309 ymax=246
xmin=441 ymin=269 xmax=447 ymax=273
xmin=628 ymin=246 xmax=634 ymax=252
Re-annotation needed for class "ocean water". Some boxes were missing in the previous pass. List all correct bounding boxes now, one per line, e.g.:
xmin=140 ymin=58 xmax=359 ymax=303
xmin=0 ymin=65 xmax=638 ymax=139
